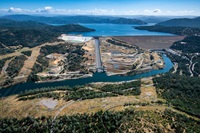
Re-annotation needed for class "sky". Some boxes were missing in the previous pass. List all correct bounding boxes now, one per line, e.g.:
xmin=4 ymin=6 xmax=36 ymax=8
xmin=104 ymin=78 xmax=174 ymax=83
xmin=0 ymin=0 xmax=200 ymax=16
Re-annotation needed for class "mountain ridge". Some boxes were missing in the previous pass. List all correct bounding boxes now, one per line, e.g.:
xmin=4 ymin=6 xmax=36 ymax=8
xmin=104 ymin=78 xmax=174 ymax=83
xmin=157 ymin=17 xmax=200 ymax=28
xmin=1 ymin=14 xmax=147 ymax=25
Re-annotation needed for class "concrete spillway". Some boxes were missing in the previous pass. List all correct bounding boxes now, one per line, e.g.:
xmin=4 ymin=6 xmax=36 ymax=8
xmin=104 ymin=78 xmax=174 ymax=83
xmin=94 ymin=39 xmax=103 ymax=72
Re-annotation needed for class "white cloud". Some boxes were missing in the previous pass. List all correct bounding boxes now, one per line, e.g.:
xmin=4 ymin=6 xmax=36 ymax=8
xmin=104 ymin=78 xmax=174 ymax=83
xmin=166 ymin=10 xmax=194 ymax=16
xmin=44 ymin=6 xmax=53 ymax=10
xmin=0 ymin=7 xmax=197 ymax=16
xmin=144 ymin=9 xmax=161 ymax=14
xmin=153 ymin=9 xmax=161 ymax=13
xmin=176 ymin=10 xmax=194 ymax=14
xmin=7 ymin=7 xmax=23 ymax=13
xmin=36 ymin=6 xmax=54 ymax=13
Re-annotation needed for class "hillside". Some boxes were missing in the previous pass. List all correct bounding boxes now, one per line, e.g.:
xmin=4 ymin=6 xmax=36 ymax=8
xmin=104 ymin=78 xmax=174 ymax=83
xmin=135 ymin=16 xmax=200 ymax=35
xmin=157 ymin=17 xmax=200 ymax=28
xmin=135 ymin=25 xmax=200 ymax=36
xmin=1 ymin=14 xmax=147 ymax=25
xmin=0 ymin=19 xmax=94 ymax=48
xmin=171 ymin=36 xmax=200 ymax=53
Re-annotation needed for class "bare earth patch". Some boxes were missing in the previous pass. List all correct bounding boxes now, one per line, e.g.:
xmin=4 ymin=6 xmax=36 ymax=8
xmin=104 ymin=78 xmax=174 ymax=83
xmin=39 ymin=99 xmax=58 ymax=109
xmin=114 ymin=36 xmax=185 ymax=50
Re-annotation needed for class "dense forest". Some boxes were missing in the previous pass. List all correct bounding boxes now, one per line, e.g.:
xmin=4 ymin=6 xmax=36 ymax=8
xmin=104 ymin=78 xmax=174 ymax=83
xmin=21 ymin=50 xmax=32 ymax=57
xmin=166 ymin=53 xmax=190 ymax=76
xmin=157 ymin=17 xmax=200 ymax=28
xmin=1 ymin=15 xmax=147 ymax=25
xmin=0 ymin=43 xmax=15 ymax=55
xmin=6 ymin=55 xmax=27 ymax=78
xmin=0 ymin=109 xmax=199 ymax=133
xmin=0 ymin=19 xmax=94 ymax=48
xmin=171 ymin=36 xmax=200 ymax=53
xmin=0 ymin=57 xmax=12 ymax=72
xmin=153 ymin=74 xmax=200 ymax=118
xmin=135 ymin=25 xmax=200 ymax=36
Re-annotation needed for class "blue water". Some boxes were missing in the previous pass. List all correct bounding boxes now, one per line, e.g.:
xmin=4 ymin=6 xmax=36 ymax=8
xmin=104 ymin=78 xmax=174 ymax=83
xmin=71 ymin=23 xmax=174 ymax=36
xmin=0 ymin=54 xmax=173 ymax=97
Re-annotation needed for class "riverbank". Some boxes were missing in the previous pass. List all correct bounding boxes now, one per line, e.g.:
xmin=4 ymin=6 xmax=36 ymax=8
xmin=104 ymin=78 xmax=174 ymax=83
xmin=0 ymin=54 xmax=173 ymax=97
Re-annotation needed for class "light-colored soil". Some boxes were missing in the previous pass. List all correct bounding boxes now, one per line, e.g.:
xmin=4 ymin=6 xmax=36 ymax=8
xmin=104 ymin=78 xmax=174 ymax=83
xmin=0 ymin=78 xmax=162 ymax=119
xmin=114 ymin=36 xmax=185 ymax=50
xmin=17 ymin=47 xmax=40 ymax=80
xmin=39 ymin=99 xmax=58 ymax=109
xmin=0 ymin=41 xmax=66 ymax=86
xmin=100 ymin=37 xmax=164 ymax=75
xmin=83 ymin=40 xmax=96 ymax=67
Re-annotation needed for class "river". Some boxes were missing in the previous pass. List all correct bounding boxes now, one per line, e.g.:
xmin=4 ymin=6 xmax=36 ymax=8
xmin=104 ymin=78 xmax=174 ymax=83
xmin=0 ymin=54 xmax=173 ymax=97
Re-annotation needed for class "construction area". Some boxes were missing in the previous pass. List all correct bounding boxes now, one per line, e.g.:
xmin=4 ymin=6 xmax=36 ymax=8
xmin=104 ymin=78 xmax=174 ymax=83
xmin=99 ymin=37 xmax=164 ymax=76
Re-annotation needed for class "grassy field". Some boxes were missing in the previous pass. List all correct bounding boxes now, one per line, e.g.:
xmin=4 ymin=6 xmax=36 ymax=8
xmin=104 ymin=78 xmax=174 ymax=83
xmin=0 ymin=78 xmax=173 ymax=119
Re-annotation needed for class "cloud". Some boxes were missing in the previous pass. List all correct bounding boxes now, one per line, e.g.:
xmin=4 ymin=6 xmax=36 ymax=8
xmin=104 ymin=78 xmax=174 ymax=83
xmin=166 ymin=10 xmax=194 ymax=15
xmin=7 ymin=7 xmax=23 ymax=13
xmin=36 ymin=6 xmax=54 ymax=13
xmin=176 ymin=10 xmax=194 ymax=14
xmin=44 ymin=6 xmax=53 ymax=10
xmin=153 ymin=9 xmax=161 ymax=13
xmin=144 ymin=9 xmax=161 ymax=14
xmin=0 ymin=7 xmax=197 ymax=16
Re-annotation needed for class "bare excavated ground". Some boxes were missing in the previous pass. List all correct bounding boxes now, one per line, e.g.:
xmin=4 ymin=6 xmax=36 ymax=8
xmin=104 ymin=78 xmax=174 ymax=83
xmin=114 ymin=36 xmax=185 ymax=50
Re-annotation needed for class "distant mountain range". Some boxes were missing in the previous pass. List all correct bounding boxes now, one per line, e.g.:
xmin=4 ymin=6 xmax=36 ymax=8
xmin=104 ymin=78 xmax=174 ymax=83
xmin=1 ymin=15 xmax=147 ymax=25
xmin=157 ymin=17 xmax=200 ymax=28
xmin=135 ymin=16 xmax=200 ymax=36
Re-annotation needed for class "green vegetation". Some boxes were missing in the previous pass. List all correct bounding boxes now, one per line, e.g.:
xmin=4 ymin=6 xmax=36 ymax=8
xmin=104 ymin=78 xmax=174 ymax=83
xmin=171 ymin=36 xmax=200 ymax=53
xmin=0 ymin=43 xmax=14 ymax=55
xmin=96 ymin=81 xmax=141 ymax=95
xmin=1 ymin=15 xmax=147 ymax=25
xmin=107 ymin=38 xmax=135 ymax=48
xmin=17 ymin=86 xmax=71 ymax=98
xmin=17 ymin=81 xmax=141 ymax=101
xmin=0 ymin=57 xmax=12 ymax=72
xmin=157 ymin=17 xmax=200 ymax=28
xmin=0 ymin=19 xmax=94 ymax=49
xmin=27 ymin=43 xmax=88 ymax=82
xmin=0 ymin=109 xmax=199 ymax=132
xmin=135 ymin=25 xmax=200 ymax=36
xmin=64 ymin=89 xmax=117 ymax=101
xmin=6 ymin=55 xmax=27 ymax=78
xmin=21 ymin=50 xmax=32 ymax=56
xmin=166 ymin=53 xmax=190 ymax=75
xmin=153 ymin=74 xmax=200 ymax=118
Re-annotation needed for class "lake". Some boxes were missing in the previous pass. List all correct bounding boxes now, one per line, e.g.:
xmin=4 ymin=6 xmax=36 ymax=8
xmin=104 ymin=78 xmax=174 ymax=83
xmin=0 ymin=54 xmax=173 ymax=97
xmin=71 ymin=23 xmax=174 ymax=36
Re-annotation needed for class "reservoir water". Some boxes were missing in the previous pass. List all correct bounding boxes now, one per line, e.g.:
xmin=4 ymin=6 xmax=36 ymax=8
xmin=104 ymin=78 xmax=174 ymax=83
xmin=0 ymin=55 xmax=173 ymax=97
xmin=71 ymin=23 xmax=174 ymax=36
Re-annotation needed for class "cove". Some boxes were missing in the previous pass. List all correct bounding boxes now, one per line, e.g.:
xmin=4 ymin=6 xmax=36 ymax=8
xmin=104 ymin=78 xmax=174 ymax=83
xmin=0 ymin=54 xmax=173 ymax=97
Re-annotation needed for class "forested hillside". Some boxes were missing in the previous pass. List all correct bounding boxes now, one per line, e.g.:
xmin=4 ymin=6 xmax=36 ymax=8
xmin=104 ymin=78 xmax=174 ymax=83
xmin=0 ymin=109 xmax=199 ymax=133
xmin=171 ymin=36 xmax=200 ymax=53
xmin=1 ymin=15 xmax=147 ymax=25
xmin=157 ymin=17 xmax=200 ymax=28
xmin=153 ymin=74 xmax=200 ymax=118
xmin=135 ymin=25 xmax=200 ymax=36
xmin=0 ymin=19 xmax=94 ymax=48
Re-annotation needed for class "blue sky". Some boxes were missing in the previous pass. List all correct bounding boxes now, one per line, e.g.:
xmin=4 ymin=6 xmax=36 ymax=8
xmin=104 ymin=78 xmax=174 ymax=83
xmin=0 ymin=0 xmax=200 ymax=16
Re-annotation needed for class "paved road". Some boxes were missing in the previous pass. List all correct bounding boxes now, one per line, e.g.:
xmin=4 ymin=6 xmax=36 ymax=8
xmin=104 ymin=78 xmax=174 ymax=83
xmin=94 ymin=39 xmax=103 ymax=72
